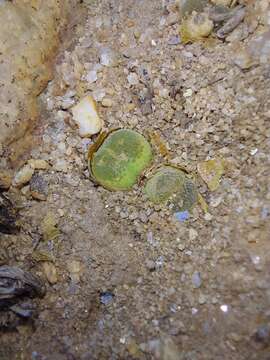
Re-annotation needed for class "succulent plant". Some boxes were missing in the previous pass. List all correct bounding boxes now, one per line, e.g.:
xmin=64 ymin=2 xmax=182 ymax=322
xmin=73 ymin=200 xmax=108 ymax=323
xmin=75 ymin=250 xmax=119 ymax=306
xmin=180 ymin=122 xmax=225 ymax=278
xmin=144 ymin=165 xmax=198 ymax=212
xmin=89 ymin=129 xmax=152 ymax=191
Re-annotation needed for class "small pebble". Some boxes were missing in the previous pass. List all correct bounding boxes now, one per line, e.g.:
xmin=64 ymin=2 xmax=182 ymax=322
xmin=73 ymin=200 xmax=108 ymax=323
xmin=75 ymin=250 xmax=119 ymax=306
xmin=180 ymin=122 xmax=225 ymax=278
xmin=189 ymin=228 xmax=198 ymax=240
xmin=72 ymin=95 xmax=103 ymax=137
xmin=85 ymin=70 xmax=97 ymax=83
xmin=0 ymin=171 xmax=12 ymax=190
xmin=198 ymin=294 xmax=207 ymax=304
xmin=127 ymin=72 xmax=139 ymax=85
xmin=28 ymin=159 xmax=49 ymax=170
xmin=100 ymin=291 xmax=114 ymax=305
xmin=54 ymin=159 xmax=68 ymax=173
xmin=30 ymin=174 xmax=48 ymax=201
xmin=13 ymin=164 xmax=35 ymax=187
xmin=42 ymin=262 xmax=58 ymax=285
xmin=175 ymin=210 xmax=189 ymax=222
xmin=146 ymin=260 xmax=156 ymax=271
xmin=101 ymin=98 xmax=113 ymax=107
xmin=192 ymin=271 xmax=202 ymax=288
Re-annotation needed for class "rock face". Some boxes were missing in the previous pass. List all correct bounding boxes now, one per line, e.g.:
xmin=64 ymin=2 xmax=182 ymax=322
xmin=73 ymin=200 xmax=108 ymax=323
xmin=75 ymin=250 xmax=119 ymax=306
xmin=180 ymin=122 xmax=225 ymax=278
xmin=0 ymin=0 xmax=77 ymax=161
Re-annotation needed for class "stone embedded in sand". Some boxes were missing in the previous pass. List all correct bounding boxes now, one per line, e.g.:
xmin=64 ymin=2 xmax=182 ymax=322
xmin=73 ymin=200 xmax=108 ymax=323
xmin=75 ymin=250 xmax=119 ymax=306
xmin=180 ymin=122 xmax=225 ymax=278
xmin=42 ymin=262 xmax=58 ymax=285
xmin=234 ymin=30 xmax=270 ymax=69
xmin=30 ymin=174 xmax=48 ymax=201
xmin=28 ymin=159 xmax=49 ymax=170
xmin=144 ymin=166 xmax=198 ymax=212
xmin=210 ymin=0 xmax=232 ymax=6
xmin=0 ymin=171 xmax=12 ymax=190
xmin=179 ymin=12 xmax=214 ymax=44
xmin=176 ymin=0 xmax=209 ymax=19
xmin=197 ymin=158 xmax=224 ymax=191
xmin=13 ymin=164 xmax=35 ymax=187
xmin=72 ymin=96 xmax=103 ymax=137
xmin=89 ymin=129 xmax=152 ymax=191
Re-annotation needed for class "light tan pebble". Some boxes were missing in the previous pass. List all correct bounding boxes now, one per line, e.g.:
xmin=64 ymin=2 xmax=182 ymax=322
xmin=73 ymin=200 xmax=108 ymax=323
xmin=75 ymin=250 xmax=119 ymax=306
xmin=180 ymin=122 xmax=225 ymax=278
xmin=66 ymin=147 xmax=73 ymax=156
xmin=127 ymin=72 xmax=139 ymax=85
xmin=101 ymin=98 xmax=113 ymax=107
xmin=0 ymin=171 xmax=12 ymax=190
xmin=21 ymin=185 xmax=30 ymax=197
xmin=54 ymin=159 xmax=68 ymax=173
xmin=67 ymin=260 xmax=83 ymax=282
xmin=158 ymin=88 xmax=169 ymax=98
xmin=28 ymin=159 xmax=49 ymax=170
xmin=210 ymin=0 xmax=232 ymax=6
xmin=13 ymin=164 xmax=35 ymax=187
xmin=204 ymin=213 xmax=213 ymax=221
xmin=42 ymin=262 xmax=58 ymax=285
xmin=134 ymin=30 xmax=141 ymax=39
xmin=126 ymin=103 xmax=136 ymax=112
xmin=57 ymin=209 xmax=65 ymax=217
xmin=189 ymin=228 xmax=198 ymax=241
xmin=210 ymin=196 xmax=223 ymax=208
xmin=71 ymin=95 xmax=103 ymax=137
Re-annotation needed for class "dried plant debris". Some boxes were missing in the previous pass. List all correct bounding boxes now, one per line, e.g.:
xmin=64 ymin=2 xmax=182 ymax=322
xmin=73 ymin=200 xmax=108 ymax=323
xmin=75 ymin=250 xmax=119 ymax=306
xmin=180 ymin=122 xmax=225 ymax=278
xmin=41 ymin=212 xmax=60 ymax=242
xmin=197 ymin=158 xmax=225 ymax=191
xmin=0 ymin=194 xmax=19 ymax=234
xmin=0 ymin=266 xmax=45 ymax=305
xmin=0 ymin=266 xmax=45 ymax=330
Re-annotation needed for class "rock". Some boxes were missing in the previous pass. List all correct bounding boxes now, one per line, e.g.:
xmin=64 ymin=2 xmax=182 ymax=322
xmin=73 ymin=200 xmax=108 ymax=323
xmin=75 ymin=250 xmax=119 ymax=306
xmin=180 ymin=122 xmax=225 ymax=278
xmin=198 ymin=294 xmax=206 ymax=304
xmin=179 ymin=12 xmax=214 ymax=44
xmin=189 ymin=228 xmax=198 ymax=240
xmin=210 ymin=0 xmax=232 ymax=6
xmin=42 ymin=262 xmax=58 ymax=285
xmin=101 ymin=98 xmax=113 ymax=107
xmin=216 ymin=6 xmax=246 ymax=39
xmin=146 ymin=260 xmax=156 ymax=271
xmin=234 ymin=30 xmax=270 ymax=69
xmin=30 ymin=174 xmax=48 ymax=201
xmin=67 ymin=260 xmax=83 ymax=282
xmin=127 ymin=72 xmax=139 ymax=85
xmin=0 ymin=171 xmax=12 ymax=190
xmin=85 ymin=70 xmax=97 ymax=84
xmin=54 ymin=159 xmax=68 ymax=173
xmin=192 ymin=271 xmax=202 ymax=288
xmin=168 ymin=35 xmax=181 ymax=45
xmin=92 ymin=89 xmax=106 ymax=102
xmin=41 ymin=212 xmax=60 ymax=242
xmin=197 ymin=158 xmax=225 ymax=191
xmin=12 ymin=164 xmax=35 ymax=188
xmin=28 ymin=159 xmax=49 ymax=170
xmin=0 ymin=193 xmax=18 ymax=234
xmin=71 ymin=95 xmax=103 ymax=137
xmin=100 ymin=48 xmax=118 ymax=67
xmin=253 ymin=324 xmax=270 ymax=345
xmin=100 ymin=291 xmax=114 ymax=305
xmin=0 ymin=1 xmax=75 ymax=151
xmin=176 ymin=0 xmax=209 ymax=19
xmin=225 ymin=22 xmax=249 ymax=42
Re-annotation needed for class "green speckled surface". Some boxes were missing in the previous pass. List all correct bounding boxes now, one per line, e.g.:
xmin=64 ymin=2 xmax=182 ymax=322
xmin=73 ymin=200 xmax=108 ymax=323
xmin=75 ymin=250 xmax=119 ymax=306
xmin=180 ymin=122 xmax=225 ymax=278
xmin=90 ymin=129 xmax=152 ymax=191
xmin=144 ymin=166 xmax=198 ymax=211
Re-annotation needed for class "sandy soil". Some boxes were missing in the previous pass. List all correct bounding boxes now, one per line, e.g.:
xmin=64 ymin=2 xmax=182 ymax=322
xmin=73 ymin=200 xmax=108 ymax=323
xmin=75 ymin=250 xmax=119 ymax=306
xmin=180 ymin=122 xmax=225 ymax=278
xmin=1 ymin=0 xmax=270 ymax=359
